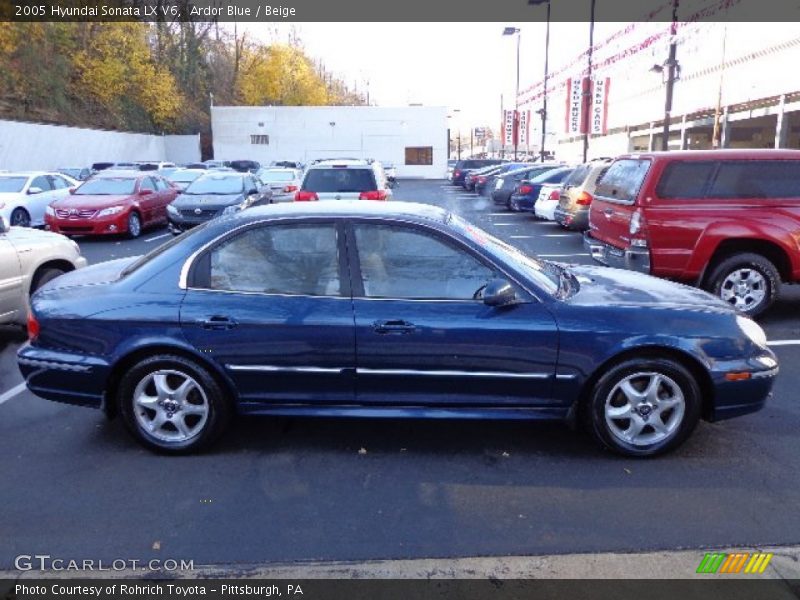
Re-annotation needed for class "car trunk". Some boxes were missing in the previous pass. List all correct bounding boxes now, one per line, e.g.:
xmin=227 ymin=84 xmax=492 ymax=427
xmin=588 ymin=158 xmax=651 ymax=249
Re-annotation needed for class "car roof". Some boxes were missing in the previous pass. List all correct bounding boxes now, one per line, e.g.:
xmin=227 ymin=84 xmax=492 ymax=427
xmin=619 ymin=149 xmax=800 ymax=161
xmin=258 ymin=167 xmax=298 ymax=173
xmin=223 ymin=200 xmax=449 ymax=225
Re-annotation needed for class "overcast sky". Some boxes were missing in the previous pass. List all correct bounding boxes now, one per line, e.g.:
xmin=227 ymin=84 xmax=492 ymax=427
xmin=238 ymin=22 xmax=624 ymax=131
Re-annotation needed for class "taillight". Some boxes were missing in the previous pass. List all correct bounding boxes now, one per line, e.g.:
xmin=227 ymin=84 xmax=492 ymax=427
xmin=477 ymin=176 xmax=487 ymax=183
xmin=454 ymin=170 xmax=461 ymax=177
xmin=519 ymin=185 xmax=533 ymax=195
xmin=575 ymin=191 xmax=593 ymax=206
xmin=358 ymin=190 xmax=388 ymax=201
xmin=283 ymin=185 xmax=298 ymax=193
xmin=294 ymin=190 xmax=318 ymax=201
xmin=548 ymin=189 xmax=561 ymax=200
xmin=27 ymin=312 xmax=40 ymax=342
xmin=629 ymin=208 xmax=649 ymax=248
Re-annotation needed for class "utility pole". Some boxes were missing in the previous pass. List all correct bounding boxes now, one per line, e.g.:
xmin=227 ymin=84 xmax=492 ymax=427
xmin=582 ymin=0 xmax=596 ymax=163
xmin=661 ymin=0 xmax=679 ymax=150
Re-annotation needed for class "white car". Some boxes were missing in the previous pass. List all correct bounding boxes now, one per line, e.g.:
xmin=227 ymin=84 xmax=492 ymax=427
xmin=534 ymin=183 xmax=562 ymax=221
xmin=298 ymin=159 xmax=392 ymax=201
xmin=255 ymin=167 xmax=303 ymax=202
xmin=0 ymin=215 xmax=87 ymax=325
xmin=0 ymin=171 xmax=78 ymax=228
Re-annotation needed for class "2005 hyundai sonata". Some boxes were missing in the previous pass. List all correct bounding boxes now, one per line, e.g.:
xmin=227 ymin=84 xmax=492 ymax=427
xmin=17 ymin=202 xmax=778 ymax=456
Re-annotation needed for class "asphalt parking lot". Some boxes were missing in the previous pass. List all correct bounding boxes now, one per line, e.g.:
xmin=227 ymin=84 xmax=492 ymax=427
xmin=2 ymin=179 xmax=800 ymax=570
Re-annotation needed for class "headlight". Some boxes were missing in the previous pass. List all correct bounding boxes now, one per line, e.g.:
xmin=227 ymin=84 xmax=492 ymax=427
xmin=737 ymin=315 xmax=768 ymax=348
xmin=45 ymin=205 xmax=55 ymax=216
xmin=97 ymin=206 xmax=124 ymax=217
xmin=166 ymin=204 xmax=178 ymax=215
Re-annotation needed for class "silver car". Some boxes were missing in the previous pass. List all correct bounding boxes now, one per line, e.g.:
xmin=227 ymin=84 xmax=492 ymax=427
xmin=0 ymin=216 xmax=87 ymax=326
xmin=0 ymin=171 xmax=78 ymax=228
xmin=255 ymin=167 xmax=303 ymax=202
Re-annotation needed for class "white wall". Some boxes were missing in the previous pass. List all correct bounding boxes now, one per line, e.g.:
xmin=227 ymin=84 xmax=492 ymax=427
xmin=0 ymin=119 xmax=200 ymax=170
xmin=212 ymin=106 xmax=448 ymax=178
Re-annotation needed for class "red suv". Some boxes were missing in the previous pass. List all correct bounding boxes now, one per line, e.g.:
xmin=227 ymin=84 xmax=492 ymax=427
xmin=584 ymin=149 xmax=800 ymax=317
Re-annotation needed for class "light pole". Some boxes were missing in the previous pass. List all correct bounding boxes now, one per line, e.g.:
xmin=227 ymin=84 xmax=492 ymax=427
xmin=502 ymin=27 xmax=521 ymax=160
xmin=529 ymin=0 xmax=551 ymax=162
xmin=662 ymin=0 xmax=679 ymax=151
xmin=448 ymin=109 xmax=461 ymax=160
xmin=583 ymin=0 xmax=596 ymax=163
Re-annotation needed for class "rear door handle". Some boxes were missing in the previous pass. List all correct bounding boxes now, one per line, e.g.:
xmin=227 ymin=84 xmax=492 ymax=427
xmin=373 ymin=319 xmax=416 ymax=334
xmin=197 ymin=316 xmax=238 ymax=330
xmin=603 ymin=208 xmax=614 ymax=216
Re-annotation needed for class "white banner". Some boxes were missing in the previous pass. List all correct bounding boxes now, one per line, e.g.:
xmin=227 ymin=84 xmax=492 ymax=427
xmin=566 ymin=77 xmax=584 ymax=135
xmin=504 ymin=110 xmax=515 ymax=146
xmin=590 ymin=77 xmax=610 ymax=135
xmin=518 ymin=110 xmax=530 ymax=146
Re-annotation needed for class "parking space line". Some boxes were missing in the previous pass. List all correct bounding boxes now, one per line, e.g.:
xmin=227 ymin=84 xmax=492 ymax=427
xmin=767 ymin=340 xmax=800 ymax=347
xmin=144 ymin=233 xmax=172 ymax=243
xmin=492 ymin=223 xmax=514 ymax=226
xmin=510 ymin=236 xmax=533 ymax=239
xmin=543 ymin=234 xmax=574 ymax=238
xmin=487 ymin=213 xmax=523 ymax=216
xmin=539 ymin=254 xmax=590 ymax=258
xmin=0 ymin=382 xmax=26 ymax=406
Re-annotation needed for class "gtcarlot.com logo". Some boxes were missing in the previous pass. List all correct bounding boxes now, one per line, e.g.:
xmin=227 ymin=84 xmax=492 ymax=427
xmin=15 ymin=554 xmax=194 ymax=572
xmin=696 ymin=552 xmax=773 ymax=574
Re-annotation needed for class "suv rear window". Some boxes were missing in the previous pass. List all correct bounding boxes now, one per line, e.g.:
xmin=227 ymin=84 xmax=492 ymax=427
xmin=303 ymin=168 xmax=377 ymax=192
xmin=708 ymin=160 xmax=800 ymax=199
xmin=656 ymin=161 xmax=716 ymax=199
xmin=564 ymin=164 xmax=592 ymax=188
xmin=594 ymin=158 xmax=651 ymax=204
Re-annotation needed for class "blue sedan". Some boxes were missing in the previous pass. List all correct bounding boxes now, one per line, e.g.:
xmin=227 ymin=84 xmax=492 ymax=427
xmin=509 ymin=167 xmax=574 ymax=212
xmin=18 ymin=202 xmax=777 ymax=456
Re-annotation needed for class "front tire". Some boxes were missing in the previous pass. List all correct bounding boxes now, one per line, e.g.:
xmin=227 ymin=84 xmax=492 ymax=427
xmin=705 ymin=253 xmax=779 ymax=317
xmin=126 ymin=211 xmax=142 ymax=239
xmin=118 ymin=355 xmax=231 ymax=454
xmin=585 ymin=357 xmax=701 ymax=457
xmin=10 ymin=207 xmax=31 ymax=227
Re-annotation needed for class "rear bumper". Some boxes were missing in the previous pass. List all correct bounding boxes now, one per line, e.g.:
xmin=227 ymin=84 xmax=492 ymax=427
xmin=583 ymin=232 xmax=651 ymax=274
xmin=510 ymin=194 xmax=536 ymax=212
xmin=554 ymin=207 xmax=589 ymax=230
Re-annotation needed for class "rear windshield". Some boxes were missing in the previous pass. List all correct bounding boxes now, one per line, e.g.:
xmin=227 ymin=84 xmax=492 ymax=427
xmin=170 ymin=171 xmax=204 ymax=184
xmin=303 ymin=168 xmax=377 ymax=192
xmin=594 ymin=158 xmax=651 ymax=204
xmin=76 ymin=178 xmax=137 ymax=195
xmin=259 ymin=171 xmax=296 ymax=182
xmin=564 ymin=164 xmax=592 ymax=188
xmin=532 ymin=168 xmax=571 ymax=184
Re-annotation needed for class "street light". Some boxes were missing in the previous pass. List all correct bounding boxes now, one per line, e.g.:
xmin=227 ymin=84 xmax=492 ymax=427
xmin=502 ymin=26 xmax=521 ymax=160
xmin=529 ymin=0 xmax=551 ymax=162
xmin=583 ymin=0 xmax=596 ymax=163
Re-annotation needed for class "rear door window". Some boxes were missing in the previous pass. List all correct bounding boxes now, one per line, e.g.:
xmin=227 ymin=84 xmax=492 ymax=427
xmin=707 ymin=160 xmax=800 ymax=199
xmin=594 ymin=158 xmax=651 ymax=204
xmin=656 ymin=161 xmax=716 ymax=199
xmin=303 ymin=168 xmax=377 ymax=192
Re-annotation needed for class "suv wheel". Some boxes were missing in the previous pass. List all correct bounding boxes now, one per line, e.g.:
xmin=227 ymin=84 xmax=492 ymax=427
xmin=706 ymin=253 xmax=780 ymax=317
xmin=585 ymin=358 xmax=701 ymax=457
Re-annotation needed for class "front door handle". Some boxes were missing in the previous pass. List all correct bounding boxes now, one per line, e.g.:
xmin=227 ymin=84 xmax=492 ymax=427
xmin=373 ymin=319 xmax=416 ymax=334
xmin=197 ymin=316 xmax=238 ymax=330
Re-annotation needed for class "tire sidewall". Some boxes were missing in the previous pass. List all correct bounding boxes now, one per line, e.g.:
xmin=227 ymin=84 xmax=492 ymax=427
xmin=588 ymin=358 xmax=702 ymax=457
xmin=118 ymin=355 xmax=228 ymax=454
xmin=31 ymin=267 xmax=66 ymax=295
xmin=127 ymin=212 xmax=142 ymax=238
xmin=709 ymin=253 xmax=779 ymax=317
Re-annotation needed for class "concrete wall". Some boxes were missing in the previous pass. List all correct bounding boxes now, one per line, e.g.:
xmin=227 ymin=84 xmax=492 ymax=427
xmin=0 ymin=119 xmax=200 ymax=170
xmin=212 ymin=106 xmax=448 ymax=178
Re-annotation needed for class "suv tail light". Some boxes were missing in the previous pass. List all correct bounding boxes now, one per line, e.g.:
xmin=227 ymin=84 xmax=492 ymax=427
xmin=518 ymin=185 xmax=533 ymax=195
xmin=477 ymin=176 xmax=487 ymax=183
xmin=294 ymin=190 xmax=318 ymax=201
xmin=283 ymin=185 xmax=298 ymax=193
xmin=575 ymin=191 xmax=593 ymax=206
xmin=454 ymin=169 xmax=462 ymax=177
xmin=548 ymin=189 xmax=561 ymax=201
xmin=629 ymin=208 xmax=649 ymax=248
xmin=359 ymin=190 xmax=388 ymax=201
xmin=27 ymin=312 xmax=40 ymax=342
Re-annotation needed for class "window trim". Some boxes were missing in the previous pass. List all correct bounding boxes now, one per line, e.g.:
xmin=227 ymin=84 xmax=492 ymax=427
xmin=345 ymin=218 xmax=531 ymax=303
xmin=182 ymin=218 xmax=351 ymax=298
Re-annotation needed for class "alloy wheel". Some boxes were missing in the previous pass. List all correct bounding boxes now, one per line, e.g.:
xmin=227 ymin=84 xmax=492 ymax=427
xmin=719 ymin=268 xmax=767 ymax=312
xmin=132 ymin=369 xmax=209 ymax=443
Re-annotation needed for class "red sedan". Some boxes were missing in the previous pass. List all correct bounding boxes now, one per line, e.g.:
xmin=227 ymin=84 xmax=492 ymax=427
xmin=45 ymin=172 xmax=178 ymax=238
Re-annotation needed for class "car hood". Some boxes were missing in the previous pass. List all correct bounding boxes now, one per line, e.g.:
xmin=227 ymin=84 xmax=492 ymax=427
xmin=0 ymin=192 xmax=24 ymax=200
xmin=6 ymin=226 xmax=74 ymax=246
xmin=564 ymin=265 xmax=735 ymax=314
xmin=172 ymin=193 xmax=243 ymax=208
xmin=38 ymin=256 xmax=136 ymax=292
xmin=52 ymin=194 xmax=133 ymax=208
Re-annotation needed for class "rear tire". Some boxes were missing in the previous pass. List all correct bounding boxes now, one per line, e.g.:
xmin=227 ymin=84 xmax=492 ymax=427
xmin=705 ymin=253 xmax=780 ymax=317
xmin=584 ymin=357 xmax=701 ymax=457
xmin=118 ymin=355 xmax=231 ymax=454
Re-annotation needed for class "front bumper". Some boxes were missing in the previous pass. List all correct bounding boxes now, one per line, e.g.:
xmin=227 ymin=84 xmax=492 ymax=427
xmin=46 ymin=212 xmax=129 ymax=236
xmin=583 ymin=232 xmax=651 ymax=274
xmin=709 ymin=355 xmax=779 ymax=421
xmin=167 ymin=210 xmax=221 ymax=233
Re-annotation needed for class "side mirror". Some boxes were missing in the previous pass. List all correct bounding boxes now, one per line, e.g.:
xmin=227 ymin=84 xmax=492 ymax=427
xmin=0 ymin=215 xmax=9 ymax=234
xmin=68 ymin=187 xmax=76 ymax=195
xmin=27 ymin=186 xmax=43 ymax=195
xmin=139 ymin=189 xmax=154 ymax=196
xmin=483 ymin=279 xmax=521 ymax=308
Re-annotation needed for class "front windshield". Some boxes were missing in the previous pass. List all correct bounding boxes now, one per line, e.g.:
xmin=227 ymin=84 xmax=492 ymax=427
xmin=0 ymin=177 xmax=28 ymax=193
xmin=75 ymin=178 xmax=137 ymax=195
xmin=185 ymin=175 xmax=245 ymax=195
xmin=449 ymin=213 xmax=561 ymax=296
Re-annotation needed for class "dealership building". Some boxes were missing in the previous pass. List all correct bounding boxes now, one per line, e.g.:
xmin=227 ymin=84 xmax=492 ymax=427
xmin=211 ymin=105 xmax=447 ymax=178
xmin=517 ymin=19 xmax=800 ymax=162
